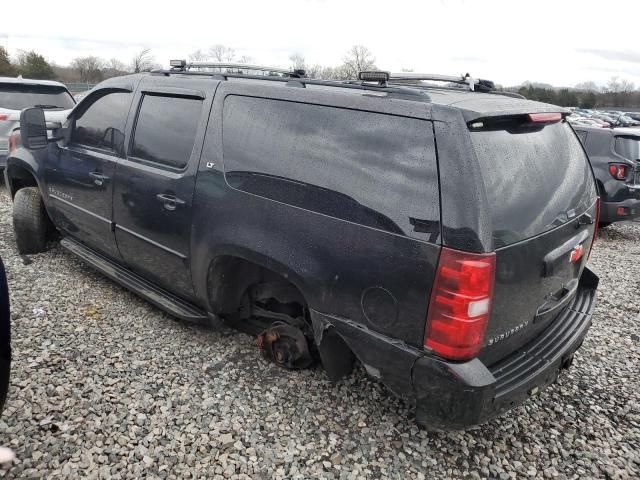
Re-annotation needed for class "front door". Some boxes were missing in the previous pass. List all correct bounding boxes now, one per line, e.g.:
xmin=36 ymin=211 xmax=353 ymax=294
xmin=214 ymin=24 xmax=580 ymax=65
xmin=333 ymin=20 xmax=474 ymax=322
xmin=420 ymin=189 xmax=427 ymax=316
xmin=112 ymin=88 xmax=206 ymax=299
xmin=46 ymin=89 xmax=133 ymax=260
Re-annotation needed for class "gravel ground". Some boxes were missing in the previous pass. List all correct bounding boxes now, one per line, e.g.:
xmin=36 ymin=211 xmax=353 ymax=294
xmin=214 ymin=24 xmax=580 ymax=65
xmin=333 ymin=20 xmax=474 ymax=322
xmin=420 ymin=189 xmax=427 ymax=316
xmin=0 ymin=182 xmax=638 ymax=480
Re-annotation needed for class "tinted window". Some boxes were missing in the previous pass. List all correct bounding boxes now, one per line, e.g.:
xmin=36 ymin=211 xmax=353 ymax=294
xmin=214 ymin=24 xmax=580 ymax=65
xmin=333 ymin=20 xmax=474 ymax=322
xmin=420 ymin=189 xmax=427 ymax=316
xmin=575 ymin=130 xmax=587 ymax=144
xmin=0 ymin=84 xmax=75 ymax=110
xmin=73 ymin=91 xmax=131 ymax=153
xmin=222 ymin=96 xmax=439 ymax=240
xmin=614 ymin=136 xmax=640 ymax=161
xmin=471 ymin=121 xmax=597 ymax=247
xmin=131 ymin=95 xmax=202 ymax=169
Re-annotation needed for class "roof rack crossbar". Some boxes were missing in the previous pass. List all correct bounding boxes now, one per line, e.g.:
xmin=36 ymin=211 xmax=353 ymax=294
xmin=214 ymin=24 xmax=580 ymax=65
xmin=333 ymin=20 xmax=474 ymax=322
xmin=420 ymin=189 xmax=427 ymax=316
xmin=388 ymin=72 xmax=494 ymax=92
xmin=186 ymin=62 xmax=296 ymax=76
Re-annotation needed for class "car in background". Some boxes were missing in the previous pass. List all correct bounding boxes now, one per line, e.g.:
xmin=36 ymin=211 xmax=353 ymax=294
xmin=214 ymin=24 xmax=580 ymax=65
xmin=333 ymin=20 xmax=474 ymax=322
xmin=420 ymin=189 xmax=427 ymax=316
xmin=0 ymin=77 xmax=75 ymax=170
xmin=625 ymin=112 xmax=640 ymax=122
xmin=0 ymin=256 xmax=9 ymax=415
xmin=569 ymin=116 xmax=610 ymax=128
xmin=616 ymin=114 xmax=640 ymax=127
xmin=573 ymin=125 xmax=640 ymax=226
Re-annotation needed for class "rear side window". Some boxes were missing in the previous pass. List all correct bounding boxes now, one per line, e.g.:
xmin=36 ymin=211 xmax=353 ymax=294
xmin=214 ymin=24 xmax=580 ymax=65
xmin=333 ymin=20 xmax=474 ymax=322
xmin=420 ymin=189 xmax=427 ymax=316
xmin=614 ymin=136 xmax=640 ymax=161
xmin=130 ymin=95 xmax=202 ymax=169
xmin=0 ymin=84 xmax=75 ymax=110
xmin=470 ymin=121 xmax=596 ymax=247
xmin=575 ymin=130 xmax=587 ymax=144
xmin=73 ymin=91 xmax=131 ymax=154
xmin=222 ymin=96 xmax=439 ymax=240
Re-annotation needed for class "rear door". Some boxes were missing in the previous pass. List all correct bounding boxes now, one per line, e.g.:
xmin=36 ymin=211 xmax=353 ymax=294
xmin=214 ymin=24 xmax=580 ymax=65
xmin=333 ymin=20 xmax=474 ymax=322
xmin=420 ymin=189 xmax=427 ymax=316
xmin=46 ymin=88 xmax=132 ymax=260
xmin=466 ymin=117 xmax=598 ymax=364
xmin=112 ymin=85 xmax=208 ymax=299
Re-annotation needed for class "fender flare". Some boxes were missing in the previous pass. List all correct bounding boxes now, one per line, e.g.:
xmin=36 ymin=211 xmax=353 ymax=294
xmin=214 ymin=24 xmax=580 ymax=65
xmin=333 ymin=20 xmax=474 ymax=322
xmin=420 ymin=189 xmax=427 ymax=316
xmin=4 ymin=155 xmax=45 ymax=199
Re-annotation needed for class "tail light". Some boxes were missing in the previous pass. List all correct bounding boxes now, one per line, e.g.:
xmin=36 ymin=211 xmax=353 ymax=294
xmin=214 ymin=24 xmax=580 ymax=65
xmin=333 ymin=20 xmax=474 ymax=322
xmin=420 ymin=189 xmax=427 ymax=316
xmin=424 ymin=247 xmax=496 ymax=361
xmin=0 ymin=114 xmax=8 ymax=121
xmin=588 ymin=198 xmax=600 ymax=260
xmin=608 ymin=163 xmax=628 ymax=180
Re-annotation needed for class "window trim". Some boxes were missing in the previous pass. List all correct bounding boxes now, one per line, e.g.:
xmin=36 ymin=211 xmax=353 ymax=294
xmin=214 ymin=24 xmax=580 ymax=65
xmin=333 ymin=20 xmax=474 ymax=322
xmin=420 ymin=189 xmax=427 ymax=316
xmin=127 ymin=92 xmax=204 ymax=172
xmin=70 ymin=88 xmax=132 ymax=156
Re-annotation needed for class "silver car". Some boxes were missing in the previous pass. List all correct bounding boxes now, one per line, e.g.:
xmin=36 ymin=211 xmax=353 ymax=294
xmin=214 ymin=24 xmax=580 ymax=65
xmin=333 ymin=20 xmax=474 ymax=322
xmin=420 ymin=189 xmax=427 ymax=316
xmin=0 ymin=77 xmax=75 ymax=169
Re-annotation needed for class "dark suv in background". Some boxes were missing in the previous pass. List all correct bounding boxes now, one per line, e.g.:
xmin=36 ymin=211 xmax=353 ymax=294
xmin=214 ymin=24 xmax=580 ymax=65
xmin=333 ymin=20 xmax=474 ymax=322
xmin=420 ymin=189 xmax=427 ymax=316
xmin=573 ymin=126 xmax=640 ymax=226
xmin=5 ymin=65 xmax=600 ymax=429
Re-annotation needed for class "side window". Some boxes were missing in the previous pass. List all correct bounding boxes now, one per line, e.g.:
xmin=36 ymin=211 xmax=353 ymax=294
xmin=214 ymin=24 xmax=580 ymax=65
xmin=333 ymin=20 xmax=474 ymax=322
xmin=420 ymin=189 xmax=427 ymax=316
xmin=222 ymin=96 xmax=439 ymax=240
xmin=575 ymin=130 xmax=587 ymax=145
xmin=130 ymin=94 xmax=203 ymax=170
xmin=73 ymin=91 xmax=131 ymax=154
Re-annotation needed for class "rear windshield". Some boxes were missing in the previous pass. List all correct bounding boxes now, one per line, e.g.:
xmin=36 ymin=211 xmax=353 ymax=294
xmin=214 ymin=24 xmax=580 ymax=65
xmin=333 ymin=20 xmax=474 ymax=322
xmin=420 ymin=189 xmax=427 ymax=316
xmin=470 ymin=121 xmax=596 ymax=248
xmin=0 ymin=84 xmax=75 ymax=110
xmin=614 ymin=136 xmax=640 ymax=161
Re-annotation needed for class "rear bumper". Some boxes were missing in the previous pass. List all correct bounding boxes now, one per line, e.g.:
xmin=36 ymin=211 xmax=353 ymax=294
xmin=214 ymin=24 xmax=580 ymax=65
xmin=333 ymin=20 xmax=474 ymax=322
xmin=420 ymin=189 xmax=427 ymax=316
xmin=311 ymin=268 xmax=598 ymax=430
xmin=413 ymin=271 xmax=596 ymax=428
xmin=600 ymin=197 xmax=640 ymax=223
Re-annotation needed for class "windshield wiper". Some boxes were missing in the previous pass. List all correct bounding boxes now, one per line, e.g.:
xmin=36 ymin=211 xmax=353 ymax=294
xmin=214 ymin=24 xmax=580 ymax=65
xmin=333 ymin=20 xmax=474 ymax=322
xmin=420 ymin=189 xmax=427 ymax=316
xmin=34 ymin=104 xmax=62 ymax=109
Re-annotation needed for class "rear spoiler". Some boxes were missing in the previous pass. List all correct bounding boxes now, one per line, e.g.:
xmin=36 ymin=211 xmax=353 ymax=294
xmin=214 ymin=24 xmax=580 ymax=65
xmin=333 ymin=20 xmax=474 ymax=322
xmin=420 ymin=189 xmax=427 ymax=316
xmin=456 ymin=98 xmax=570 ymax=123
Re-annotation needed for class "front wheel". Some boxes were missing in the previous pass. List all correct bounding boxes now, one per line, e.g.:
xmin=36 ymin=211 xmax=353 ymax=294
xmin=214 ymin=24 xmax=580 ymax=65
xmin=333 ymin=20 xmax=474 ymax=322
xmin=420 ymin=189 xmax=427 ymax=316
xmin=12 ymin=187 xmax=50 ymax=254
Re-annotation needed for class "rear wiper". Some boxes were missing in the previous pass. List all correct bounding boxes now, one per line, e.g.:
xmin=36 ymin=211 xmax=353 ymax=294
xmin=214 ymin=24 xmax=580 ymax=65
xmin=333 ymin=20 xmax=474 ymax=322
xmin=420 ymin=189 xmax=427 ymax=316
xmin=33 ymin=104 xmax=61 ymax=109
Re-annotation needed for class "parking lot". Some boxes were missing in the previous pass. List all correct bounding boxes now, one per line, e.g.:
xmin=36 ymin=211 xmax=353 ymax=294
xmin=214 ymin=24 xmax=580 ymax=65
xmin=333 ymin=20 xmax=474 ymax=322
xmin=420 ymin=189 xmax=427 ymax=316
xmin=0 ymin=181 xmax=638 ymax=479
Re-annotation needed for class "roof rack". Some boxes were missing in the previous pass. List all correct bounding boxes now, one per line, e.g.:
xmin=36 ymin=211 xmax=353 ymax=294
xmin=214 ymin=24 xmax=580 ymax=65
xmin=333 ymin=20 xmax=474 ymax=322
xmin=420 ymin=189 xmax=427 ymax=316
xmin=151 ymin=65 xmax=431 ymax=100
xmin=388 ymin=72 xmax=495 ymax=92
xmin=167 ymin=60 xmax=306 ymax=78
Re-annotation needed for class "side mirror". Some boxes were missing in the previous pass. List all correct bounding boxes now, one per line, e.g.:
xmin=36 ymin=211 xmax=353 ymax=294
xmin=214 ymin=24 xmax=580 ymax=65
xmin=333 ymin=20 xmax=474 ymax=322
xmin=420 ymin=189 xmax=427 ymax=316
xmin=19 ymin=108 xmax=47 ymax=150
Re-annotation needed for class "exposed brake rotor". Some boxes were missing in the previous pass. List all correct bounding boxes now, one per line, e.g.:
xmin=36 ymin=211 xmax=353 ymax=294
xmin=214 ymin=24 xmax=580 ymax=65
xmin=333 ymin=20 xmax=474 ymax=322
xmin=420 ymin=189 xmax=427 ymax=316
xmin=256 ymin=321 xmax=313 ymax=369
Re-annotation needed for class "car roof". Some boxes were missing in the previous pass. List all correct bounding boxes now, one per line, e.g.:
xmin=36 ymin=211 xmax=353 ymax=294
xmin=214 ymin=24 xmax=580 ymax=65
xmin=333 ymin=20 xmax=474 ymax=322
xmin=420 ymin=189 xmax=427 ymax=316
xmin=106 ymin=72 xmax=562 ymax=123
xmin=0 ymin=76 xmax=69 ymax=89
xmin=572 ymin=125 xmax=640 ymax=137
xmin=611 ymin=127 xmax=640 ymax=137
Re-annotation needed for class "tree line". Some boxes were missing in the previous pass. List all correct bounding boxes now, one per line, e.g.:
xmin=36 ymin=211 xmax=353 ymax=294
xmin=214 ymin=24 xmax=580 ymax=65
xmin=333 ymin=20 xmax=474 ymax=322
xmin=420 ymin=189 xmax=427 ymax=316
xmin=2 ymin=43 xmax=640 ymax=108
xmin=0 ymin=44 xmax=376 ymax=84
xmin=0 ymin=46 xmax=158 ymax=83
xmin=510 ymin=78 xmax=640 ymax=109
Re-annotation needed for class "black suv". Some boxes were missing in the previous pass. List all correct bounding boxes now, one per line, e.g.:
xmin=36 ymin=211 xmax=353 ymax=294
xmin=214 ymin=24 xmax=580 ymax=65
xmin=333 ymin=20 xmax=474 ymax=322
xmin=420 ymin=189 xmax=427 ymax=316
xmin=573 ymin=126 xmax=640 ymax=226
xmin=5 ymin=65 xmax=600 ymax=429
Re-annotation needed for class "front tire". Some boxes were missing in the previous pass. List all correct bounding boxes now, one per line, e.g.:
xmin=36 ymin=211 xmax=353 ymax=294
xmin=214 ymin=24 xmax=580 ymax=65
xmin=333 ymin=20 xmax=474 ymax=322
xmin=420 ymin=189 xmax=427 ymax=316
xmin=13 ymin=187 xmax=50 ymax=254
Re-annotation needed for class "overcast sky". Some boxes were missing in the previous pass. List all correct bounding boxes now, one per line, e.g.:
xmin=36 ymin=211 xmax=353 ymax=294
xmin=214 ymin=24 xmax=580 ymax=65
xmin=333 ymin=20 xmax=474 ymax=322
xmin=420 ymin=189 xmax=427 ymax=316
xmin=3 ymin=0 xmax=640 ymax=87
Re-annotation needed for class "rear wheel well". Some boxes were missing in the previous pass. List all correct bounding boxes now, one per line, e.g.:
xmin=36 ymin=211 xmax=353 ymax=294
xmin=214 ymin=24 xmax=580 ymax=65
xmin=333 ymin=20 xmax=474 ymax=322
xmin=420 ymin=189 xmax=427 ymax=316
xmin=207 ymin=255 xmax=307 ymax=319
xmin=206 ymin=255 xmax=355 ymax=380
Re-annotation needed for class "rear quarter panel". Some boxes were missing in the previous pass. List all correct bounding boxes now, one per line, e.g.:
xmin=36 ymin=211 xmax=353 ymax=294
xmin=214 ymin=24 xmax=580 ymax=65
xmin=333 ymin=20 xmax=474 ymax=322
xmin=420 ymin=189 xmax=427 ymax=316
xmin=190 ymin=83 xmax=441 ymax=347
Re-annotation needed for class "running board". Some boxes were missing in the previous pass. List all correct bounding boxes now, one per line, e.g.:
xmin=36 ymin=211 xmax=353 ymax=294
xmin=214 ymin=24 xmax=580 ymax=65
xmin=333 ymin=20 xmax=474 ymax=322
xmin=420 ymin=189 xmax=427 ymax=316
xmin=60 ymin=237 xmax=208 ymax=322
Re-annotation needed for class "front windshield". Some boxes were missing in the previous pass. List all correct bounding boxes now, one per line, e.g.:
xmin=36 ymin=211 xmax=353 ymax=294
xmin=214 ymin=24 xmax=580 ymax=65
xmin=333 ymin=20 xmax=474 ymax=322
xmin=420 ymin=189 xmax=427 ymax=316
xmin=0 ymin=84 xmax=75 ymax=110
xmin=615 ymin=136 xmax=640 ymax=160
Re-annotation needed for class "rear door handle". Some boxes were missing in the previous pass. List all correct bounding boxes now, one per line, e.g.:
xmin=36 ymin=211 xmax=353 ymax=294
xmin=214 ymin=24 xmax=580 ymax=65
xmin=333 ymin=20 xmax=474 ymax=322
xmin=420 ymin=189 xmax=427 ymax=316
xmin=156 ymin=193 xmax=185 ymax=211
xmin=89 ymin=171 xmax=110 ymax=186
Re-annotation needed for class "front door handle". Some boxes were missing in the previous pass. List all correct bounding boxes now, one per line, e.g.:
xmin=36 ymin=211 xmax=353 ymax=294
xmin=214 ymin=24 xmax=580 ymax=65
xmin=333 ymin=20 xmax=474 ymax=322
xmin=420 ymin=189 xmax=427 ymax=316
xmin=89 ymin=171 xmax=110 ymax=186
xmin=156 ymin=193 xmax=185 ymax=211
